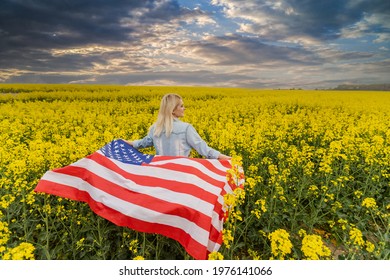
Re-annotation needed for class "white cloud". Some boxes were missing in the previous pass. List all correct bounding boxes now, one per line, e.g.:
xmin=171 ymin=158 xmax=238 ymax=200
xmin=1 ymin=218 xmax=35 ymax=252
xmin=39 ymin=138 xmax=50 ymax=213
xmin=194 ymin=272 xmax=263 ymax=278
xmin=336 ymin=8 xmax=390 ymax=43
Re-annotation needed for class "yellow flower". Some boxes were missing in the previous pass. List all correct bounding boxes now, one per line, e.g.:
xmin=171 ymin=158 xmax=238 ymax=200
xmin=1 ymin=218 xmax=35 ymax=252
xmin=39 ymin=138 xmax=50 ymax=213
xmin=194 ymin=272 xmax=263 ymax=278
xmin=362 ymin=197 xmax=377 ymax=209
xmin=222 ymin=229 xmax=234 ymax=249
xmin=279 ymin=195 xmax=287 ymax=202
xmin=258 ymin=230 xmax=267 ymax=238
xmin=226 ymin=156 xmax=245 ymax=189
xmin=298 ymin=229 xmax=307 ymax=237
xmin=223 ymin=193 xmax=237 ymax=209
xmin=331 ymin=201 xmax=342 ymax=212
xmin=248 ymin=249 xmax=260 ymax=260
xmin=245 ymin=177 xmax=256 ymax=193
xmin=129 ymin=239 xmax=139 ymax=254
xmin=337 ymin=219 xmax=348 ymax=230
xmin=365 ymin=241 xmax=375 ymax=253
xmin=349 ymin=227 xmax=365 ymax=247
xmin=223 ymin=186 xmax=245 ymax=211
xmin=208 ymin=251 xmax=224 ymax=260
xmin=0 ymin=194 xmax=15 ymax=209
xmin=259 ymin=199 xmax=267 ymax=212
xmin=301 ymin=234 xmax=331 ymax=260
xmin=76 ymin=238 xmax=85 ymax=250
xmin=251 ymin=209 xmax=261 ymax=219
xmin=133 ymin=256 xmax=145 ymax=260
xmin=2 ymin=242 xmax=35 ymax=260
xmin=231 ymin=209 xmax=243 ymax=221
xmin=247 ymin=165 xmax=258 ymax=175
xmin=268 ymin=229 xmax=293 ymax=260
xmin=0 ymin=221 xmax=10 ymax=250
xmin=326 ymin=193 xmax=335 ymax=201
xmin=234 ymin=187 xmax=245 ymax=202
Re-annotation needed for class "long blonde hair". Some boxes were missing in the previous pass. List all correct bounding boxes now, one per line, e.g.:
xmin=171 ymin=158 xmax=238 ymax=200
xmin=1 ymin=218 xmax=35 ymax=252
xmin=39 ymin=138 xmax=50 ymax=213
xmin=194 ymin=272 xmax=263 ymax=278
xmin=153 ymin=93 xmax=182 ymax=137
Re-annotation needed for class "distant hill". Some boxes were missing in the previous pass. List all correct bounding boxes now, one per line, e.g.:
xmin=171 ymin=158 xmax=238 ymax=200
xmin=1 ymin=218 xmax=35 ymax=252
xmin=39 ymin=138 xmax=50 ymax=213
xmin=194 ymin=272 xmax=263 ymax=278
xmin=334 ymin=84 xmax=390 ymax=91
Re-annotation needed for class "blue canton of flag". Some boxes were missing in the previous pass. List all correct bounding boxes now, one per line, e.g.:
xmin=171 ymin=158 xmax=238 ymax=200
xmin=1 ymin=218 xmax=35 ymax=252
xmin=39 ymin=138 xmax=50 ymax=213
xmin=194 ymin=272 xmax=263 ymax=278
xmin=100 ymin=139 xmax=153 ymax=165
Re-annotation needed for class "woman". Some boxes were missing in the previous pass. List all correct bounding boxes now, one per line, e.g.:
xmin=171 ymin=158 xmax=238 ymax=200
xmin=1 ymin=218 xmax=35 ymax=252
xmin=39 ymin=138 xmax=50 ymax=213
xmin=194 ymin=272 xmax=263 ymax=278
xmin=127 ymin=93 xmax=231 ymax=160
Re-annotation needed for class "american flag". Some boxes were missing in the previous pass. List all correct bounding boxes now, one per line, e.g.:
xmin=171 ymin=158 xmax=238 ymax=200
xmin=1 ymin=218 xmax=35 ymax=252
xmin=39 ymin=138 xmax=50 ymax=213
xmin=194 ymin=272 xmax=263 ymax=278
xmin=35 ymin=139 xmax=243 ymax=260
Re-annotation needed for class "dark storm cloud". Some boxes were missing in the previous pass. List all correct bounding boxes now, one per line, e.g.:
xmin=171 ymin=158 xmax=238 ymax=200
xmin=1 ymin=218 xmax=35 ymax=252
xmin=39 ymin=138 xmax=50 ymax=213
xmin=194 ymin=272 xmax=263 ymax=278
xmin=0 ymin=0 xmax=192 ymax=49
xmin=284 ymin=0 xmax=366 ymax=40
xmin=0 ymin=0 xmax=189 ymax=70
xmin=0 ymin=0 xmax=141 ymax=49
xmin=287 ymin=0 xmax=390 ymax=40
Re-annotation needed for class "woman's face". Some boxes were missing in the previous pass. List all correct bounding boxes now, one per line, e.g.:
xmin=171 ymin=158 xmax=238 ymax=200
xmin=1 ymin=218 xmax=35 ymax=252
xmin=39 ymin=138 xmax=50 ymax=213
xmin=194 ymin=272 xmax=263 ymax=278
xmin=172 ymin=99 xmax=185 ymax=118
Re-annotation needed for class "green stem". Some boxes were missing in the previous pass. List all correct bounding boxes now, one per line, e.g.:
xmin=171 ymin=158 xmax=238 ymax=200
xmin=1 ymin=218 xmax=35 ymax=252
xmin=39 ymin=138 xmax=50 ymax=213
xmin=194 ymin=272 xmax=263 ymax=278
xmin=43 ymin=196 xmax=51 ymax=260
xmin=96 ymin=217 xmax=106 ymax=260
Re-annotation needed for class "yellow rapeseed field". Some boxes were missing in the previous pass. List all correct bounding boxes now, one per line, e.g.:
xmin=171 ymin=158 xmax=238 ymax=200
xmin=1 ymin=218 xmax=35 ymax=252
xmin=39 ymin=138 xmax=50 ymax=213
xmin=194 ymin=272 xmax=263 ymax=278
xmin=0 ymin=84 xmax=389 ymax=260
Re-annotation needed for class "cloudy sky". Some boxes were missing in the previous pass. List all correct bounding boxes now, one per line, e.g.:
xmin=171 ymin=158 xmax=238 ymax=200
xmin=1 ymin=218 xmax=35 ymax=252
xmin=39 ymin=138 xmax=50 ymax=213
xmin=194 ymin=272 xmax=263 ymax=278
xmin=0 ymin=0 xmax=389 ymax=88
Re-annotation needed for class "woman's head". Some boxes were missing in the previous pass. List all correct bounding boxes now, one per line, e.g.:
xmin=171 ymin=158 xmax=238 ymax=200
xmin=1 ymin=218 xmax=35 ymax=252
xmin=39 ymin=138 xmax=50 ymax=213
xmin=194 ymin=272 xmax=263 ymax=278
xmin=160 ymin=93 xmax=183 ymax=118
xmin=154 ymin=93 xmax=184 ymax=137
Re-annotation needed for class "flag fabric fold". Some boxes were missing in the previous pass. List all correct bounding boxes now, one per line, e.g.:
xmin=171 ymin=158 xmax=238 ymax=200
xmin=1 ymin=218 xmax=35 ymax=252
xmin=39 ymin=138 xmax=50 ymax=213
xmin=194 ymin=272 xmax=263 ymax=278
xmin=34 ymin=139 xmax=243 ymax=260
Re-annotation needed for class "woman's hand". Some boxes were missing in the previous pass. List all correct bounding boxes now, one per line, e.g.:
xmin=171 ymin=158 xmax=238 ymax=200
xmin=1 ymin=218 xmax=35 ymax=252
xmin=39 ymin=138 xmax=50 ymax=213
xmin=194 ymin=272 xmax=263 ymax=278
xmin=218 ymin=154 xmax=231 ymax=160
xmin=124 ymin=140 xmax=134 ymax=146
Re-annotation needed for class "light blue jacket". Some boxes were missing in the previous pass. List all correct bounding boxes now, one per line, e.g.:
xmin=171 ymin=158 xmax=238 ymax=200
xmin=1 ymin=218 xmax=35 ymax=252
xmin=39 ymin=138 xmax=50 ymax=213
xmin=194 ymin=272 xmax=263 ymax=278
xmin=132 ymin=119 xmax=221 ymax=159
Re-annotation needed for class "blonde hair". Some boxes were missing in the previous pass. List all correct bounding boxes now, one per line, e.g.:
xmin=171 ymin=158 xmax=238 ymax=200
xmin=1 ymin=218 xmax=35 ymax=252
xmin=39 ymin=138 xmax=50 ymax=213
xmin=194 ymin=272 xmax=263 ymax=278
xmin=153 ymin=93 xmax=182 ymax=137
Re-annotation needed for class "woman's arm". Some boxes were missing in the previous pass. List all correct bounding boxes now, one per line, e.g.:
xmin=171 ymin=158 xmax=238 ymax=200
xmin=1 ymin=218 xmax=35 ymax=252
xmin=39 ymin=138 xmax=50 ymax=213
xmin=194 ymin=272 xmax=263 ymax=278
xmin=126 ymin=128 xmax=154 ymax=149
xmin=186 ymin=124 xmax=230 ymax=160
xmin=132 ymin=136 xmax=153 ymax=149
